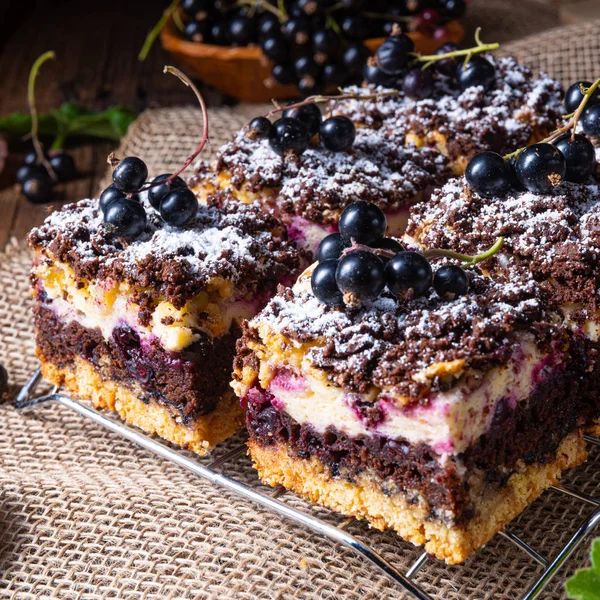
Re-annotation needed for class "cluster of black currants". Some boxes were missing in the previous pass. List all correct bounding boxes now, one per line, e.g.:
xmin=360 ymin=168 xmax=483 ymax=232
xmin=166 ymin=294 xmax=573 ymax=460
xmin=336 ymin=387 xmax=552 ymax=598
xmin=466 ymin=80 xmax=600 ymax=198
xmin=99 ymin=156 xmax=199 ymax=239
xmin=179 ymin=0 xmax=466 ymax=96
xmin=367 ymin=31 xmax=496 ymax=99
xmin=16 ymin=150 xmax=77 ymax=203
xmin=248 ymin=102 xmax=356 ymax=155
xmin=311 ymin=200 xmax=469 ymax=307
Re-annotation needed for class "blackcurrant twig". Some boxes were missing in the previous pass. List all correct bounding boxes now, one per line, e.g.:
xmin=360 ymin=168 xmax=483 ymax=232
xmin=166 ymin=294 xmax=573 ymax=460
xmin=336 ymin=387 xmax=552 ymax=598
xmin=422 ymin=237 xmax=504 ymax=266
xmin=28 ymin=50 xmax=58 ymax=181
xmin=263 ymin=89 xmax=400 ymax=119
xmin=136 ymin=65 xmax=209 ymax=193
xmin=504 ymin=77 xmax=600 ymax=160
xmin=277 ymin=0 xmax=287 ymax=19
xmin=172 ymin=9 xmax=186 ymax=33
xmin=139 ymin=0 xmax=181 ymax=62
xmin=236 ymin=0 xmax=286 ymax=21
xmin=414 ymin=27 xmax=499 ymax=70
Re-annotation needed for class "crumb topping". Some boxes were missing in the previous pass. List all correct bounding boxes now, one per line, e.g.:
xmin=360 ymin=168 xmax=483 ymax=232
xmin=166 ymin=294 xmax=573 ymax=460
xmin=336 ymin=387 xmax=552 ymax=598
xmin=251 ymin=269 xmax=561 ymax=400
xmin=28 ymin=194 xmax=302 ymax=308
xmin=407 ymin=178 xmax=600 ymax=310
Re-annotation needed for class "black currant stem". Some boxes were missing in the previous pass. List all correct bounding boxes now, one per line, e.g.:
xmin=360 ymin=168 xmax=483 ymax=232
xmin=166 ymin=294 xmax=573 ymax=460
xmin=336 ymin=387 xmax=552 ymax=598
xmin=422 ymin=237 xmax=504 ymax=266
xmin=264 ymin=90 xmax=400 ymax=119
xmin=277 ymin=0 xmax=287 ymax=19
xmin=139 ymin=0 xmax=181 ymax=62
xmin=28 ymin=50 xmax=57 ymax=181
xmin=172 ymin=9 xmax=186 ymax=33
xmin=236 ymin=0 xmax=286 ymax=21
xmin=415 ymin=27 xmax=499 ymax=70
xmin=504 ymin=77 xmax=600 ymax=160
xmin=359 ymin=11 xmax=412 ymax=22
xmin=137 ymin=66 xmax=209 ymax=193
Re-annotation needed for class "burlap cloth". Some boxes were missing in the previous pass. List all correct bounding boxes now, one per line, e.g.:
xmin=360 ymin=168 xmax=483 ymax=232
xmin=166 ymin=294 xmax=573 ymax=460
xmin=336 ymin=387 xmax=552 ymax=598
xmin=2 ymin=20 xmax=600 ymax=600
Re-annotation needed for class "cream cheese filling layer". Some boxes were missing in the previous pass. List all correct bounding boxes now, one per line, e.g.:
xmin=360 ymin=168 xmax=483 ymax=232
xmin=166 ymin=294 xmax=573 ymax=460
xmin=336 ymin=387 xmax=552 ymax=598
xmin=34 ymin=255 xmax=256 ymax=352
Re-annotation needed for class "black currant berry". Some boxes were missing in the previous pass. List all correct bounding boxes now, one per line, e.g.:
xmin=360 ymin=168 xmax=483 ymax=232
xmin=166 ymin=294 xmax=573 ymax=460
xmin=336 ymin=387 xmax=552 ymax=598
xmin=312 ymin=29 xmax=339 ymax=62
xmin=439 ymin=0 xmax=466 ymax=19
xmin=341 ymin=15 xmax=370 ymax=40
xmin=364 ymin=61 xmax=397 ymax=88
xmin=248 ymin=116 xmax=272 ymax=140
xmin=465 ymin=151 xmax=513 ymax=198
xmin=185 ymin=20 xmax=210 ymax=43
xmin=564 ymin=81 xmax=600 ymax=114
xmin=271 ymin=63 xmax=296 ymax=85
xmin=104 ymin=199 xmax=147 ymax=238
xmin=16 ymin=164 xmax=44 ymax=185
xmin=376 ymin=34 xmax=414 ymax=75
xmin=323 ymin=63 xmax=345 ymax=87
xmin=228 ymin=16 xmax=255 ymax=46
xmin=23 ymin=149 xmax=46 ymax=165
xmin=282 ymin=16 xmax=311 ymax=45
xmin=268 ymin=118 xmax=310 ymax=156
xmin=100 ymin=184 xmax=128 ymax=214
xmin=159 ymin=187 xmax=198 ymax=227
xmin=386 ymin=252 xmax=432 ymax=299
xmin=283 ymin=103 xmax=322 ymax=137
xmin=148 ymin=174 xmax=187 ymax=210
xmin=182 ymin=0 xmax=209 ymax=20
xmin=515 ymin=143 xmax=566 ymax=194
xmin=402 ymin=68 xmax=434 ymax=99
xmin=342 ymin=43 xmax=370 ymax=75
xmin=374 ymin=237 xmax=404 ymax=261
xmin=320 ymin=116 xmax=356 ymax=152
xmin=298 ymin=75 xmax=324 ymax=97
xmin=49 ymin=152 xmax=76 ymax=181
xmin=433 ymin=265 xmax=469 ymax=300
xmin=297 ymin=0 xmax=318 ymax=14
xmin=22 ymin=172 xmax=53 ymax=203
xmin=553 ymin=133 xmax=596 ymax=183
xmin=582 ymin=104 xmax=600 ymax=138
xmin=294 ymin=55 xmax=320 ymax=79
xmin=0 ymin=363 xmax=8 ymax=394
xmin=311 ymin=259 xmax=343 ymax=306
xmin=434 ymin=42 xmax=461 ymax=76
xmin=258 ymin=13 xmax=280 ymax=38
xmin=456 ymin=56 xmax=495 ymax=91
xmin=336 ymin=251 xmax=386 ymax=303
xmin=339 ymin=200 xmax=387 ymax=245
xmin=262 ymin=36 xmax=290 ymax=62
xmin=210 ymin=22 xmax=229 ymax=45
xmin=112 ymin=157 xmax=148 ymax=193
xmin=317 ymin=232 xmax=349 ymax=262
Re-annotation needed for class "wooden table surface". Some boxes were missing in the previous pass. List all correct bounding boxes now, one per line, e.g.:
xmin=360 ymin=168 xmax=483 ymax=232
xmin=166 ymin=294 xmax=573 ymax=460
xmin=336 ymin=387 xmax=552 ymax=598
xmin=0 ymin=0 xmax=225 ymax=250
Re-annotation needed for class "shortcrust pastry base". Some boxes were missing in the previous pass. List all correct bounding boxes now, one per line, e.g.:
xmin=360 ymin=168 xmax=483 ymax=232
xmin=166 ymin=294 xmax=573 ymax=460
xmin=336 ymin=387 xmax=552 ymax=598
xmin=248 ymin=431 xmax=587 ymax=564
xmin=40 ymin=355 xmax=244 ymax=455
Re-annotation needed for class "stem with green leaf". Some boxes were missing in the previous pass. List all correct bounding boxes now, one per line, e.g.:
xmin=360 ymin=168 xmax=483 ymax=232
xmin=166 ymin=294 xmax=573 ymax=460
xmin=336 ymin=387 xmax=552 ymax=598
xmin=422 ymin=237 xmax=504 ymax=266
xmin=28 ymin=50 xmax=57 ymax=179
xmin=139 ymin=0 xmax=181 ymax=62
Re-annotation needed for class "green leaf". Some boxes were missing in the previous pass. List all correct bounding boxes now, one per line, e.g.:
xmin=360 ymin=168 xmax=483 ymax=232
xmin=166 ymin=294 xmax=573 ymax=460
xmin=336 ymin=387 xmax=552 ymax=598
xmin=566 ymin=539 xmax=600 ymax=600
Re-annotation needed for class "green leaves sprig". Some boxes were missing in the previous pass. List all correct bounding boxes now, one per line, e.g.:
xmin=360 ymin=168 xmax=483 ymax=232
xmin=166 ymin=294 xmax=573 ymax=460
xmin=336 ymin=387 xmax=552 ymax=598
xmin=566 ymin=538 xmax=600 ymax=600
xmin=0 ymin=103 xmax=136 ymax=150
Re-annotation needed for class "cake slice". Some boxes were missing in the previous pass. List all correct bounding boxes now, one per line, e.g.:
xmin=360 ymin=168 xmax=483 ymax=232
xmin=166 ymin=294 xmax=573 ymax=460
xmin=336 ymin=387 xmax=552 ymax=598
xmin=29 ymin=194 xmax=302 ymax=455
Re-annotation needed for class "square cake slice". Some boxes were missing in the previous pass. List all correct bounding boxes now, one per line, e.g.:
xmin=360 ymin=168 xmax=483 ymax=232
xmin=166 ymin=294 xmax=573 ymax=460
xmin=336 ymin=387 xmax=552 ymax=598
xmin=232 ymin=266 xmax=588 ymax=564
xmin=29 ymin=195 xmax=302 ymax=455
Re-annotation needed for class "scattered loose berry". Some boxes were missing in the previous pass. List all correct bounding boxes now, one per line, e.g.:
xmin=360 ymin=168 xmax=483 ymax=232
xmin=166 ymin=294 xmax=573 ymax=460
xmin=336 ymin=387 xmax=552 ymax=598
xmin=104 ymin=198 xmax=147 ymax=238
xmin=339 ymin=200 xmax=387 ymax=245
xmin=456 ymin=55 xmax=495 ymax=91
xmin=320 ymin=116 xmax=356 ymax=152
xmin=553 ymin=133 xmax=596 ymax=183
xmin=376 ymin=34 xmax=414 ymax=75
xmin=582 ymin=104 xmax=600 ymax=138
xmin=159 ymin=187 xmax=198 ymax=226
xmin=148 ymin=174 xmax=187 ymax=210
xmin=268 ymin=117 xmax=310 ymax=155
xmin=248 ymin=116 xmax=273 ymax=140
xmin=465 ymin=151 xmax=513 ymax=198
xmin=433 ymin=265 xmax=469 ymax=299
xmin=49 ymin=152 xmax=77 ymax=182
xmin=317 ymin=232 xmax=348 ymax=262
xmin=515 ymin=143 xmax=566 ymax=194
xmin=336 ymin=251 xmax=386 ymax=303
xmin=112 ymin=157 xmax=148 ymax=193
xmin=385 ymin=251 xmax=432 ymax=299
xmin=564 ymin=81 xmax=600 ymax=114
xmin=100 ymin=184 xmax=128 ymax=214
xmin=402 ymin=68 xmax=434 ymax=99
xmin=311 ymin=259 xmax=344 ymax=306
xmin=283 ymin=103 xmax=322 ymax=137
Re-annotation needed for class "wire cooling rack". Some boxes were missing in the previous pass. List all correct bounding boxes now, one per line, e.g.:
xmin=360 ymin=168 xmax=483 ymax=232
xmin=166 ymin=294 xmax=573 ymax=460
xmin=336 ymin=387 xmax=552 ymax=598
xmin=15 ymin=367 xmax=600 ymax=600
